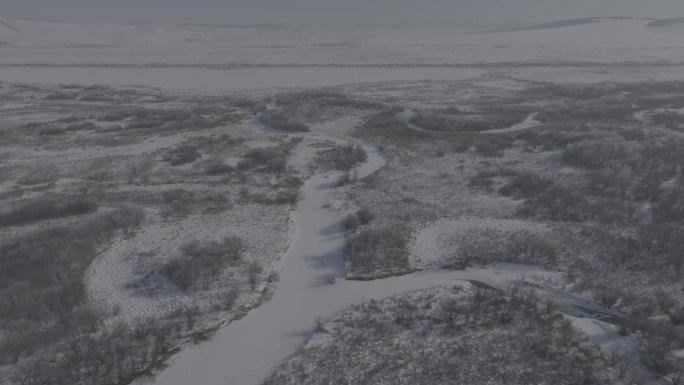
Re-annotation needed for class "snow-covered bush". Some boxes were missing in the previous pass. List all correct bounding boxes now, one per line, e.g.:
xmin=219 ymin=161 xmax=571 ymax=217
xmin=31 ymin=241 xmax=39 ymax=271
xmin=0 ymin=206 xmax=144 ymax=368
xmin=315 ymin=143 xmax=367 ymax=172
xmin=0 ymin=196 xmax=97 ymax=227
xmin=260 ymin=110 xmax=310 ymax=132
xmin=499 ymin=172 xmax=554 ymax=200
xmin=163 ymin=236 xmax=244 ymax=291
xmin=163 ymin=144 xmax=201 ymax=166
xmin=344 ymin=227 xmax=410 ymax=277
xmin=266 ymin=286 xmax=626 ymax=385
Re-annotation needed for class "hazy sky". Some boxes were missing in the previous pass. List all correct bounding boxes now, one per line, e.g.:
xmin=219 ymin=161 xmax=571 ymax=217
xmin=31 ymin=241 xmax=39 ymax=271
xmin=2 ymin=0 xmax=684 ymax=25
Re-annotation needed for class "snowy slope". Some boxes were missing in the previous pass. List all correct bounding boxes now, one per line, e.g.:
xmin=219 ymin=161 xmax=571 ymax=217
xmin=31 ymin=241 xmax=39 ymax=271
xmin=1 ymin=17 xmax=683 ymax=66
xmin=0 ymin=20 xmax=188 ymax=47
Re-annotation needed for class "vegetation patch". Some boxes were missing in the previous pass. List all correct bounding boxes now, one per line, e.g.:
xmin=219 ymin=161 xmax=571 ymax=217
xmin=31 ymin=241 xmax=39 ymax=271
xmin=266 ymin=286 xmax=626 ymax=385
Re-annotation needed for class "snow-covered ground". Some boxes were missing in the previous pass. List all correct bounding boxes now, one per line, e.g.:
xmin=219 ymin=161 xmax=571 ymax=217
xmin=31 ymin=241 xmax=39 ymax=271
xmin=486 ymin=113 xmax=541 ymax=134
xmin=144 ymin=111 xmax=652 ymax=385
xmin=3 ymin=16 xmax=684 ymax=384
xmin=86 ymin=204 xmax=290 ymax=322
xmin=2 ymin=18 xmax=684 ymax=66
xmin=2 ymin=17 xmax=684 ymax=92
xmin=410 ymin=217 xmax=550 ymax=269
xmin=0 ymin=66 xmax=486 ymax=91
xmin=136 ymin=105 xmax=554 ymax=385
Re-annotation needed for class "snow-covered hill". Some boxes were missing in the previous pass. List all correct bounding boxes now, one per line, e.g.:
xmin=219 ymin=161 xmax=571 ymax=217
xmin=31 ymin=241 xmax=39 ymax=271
xmin=0 ymin=19 xmax=285 ymax=47
xmin=1 ymin=17 xmax=684 ymax=90
xmin=0 ymin=17 xmax=683 ymax=66
xmin=480 ymin=17 xmax=684 ymax=49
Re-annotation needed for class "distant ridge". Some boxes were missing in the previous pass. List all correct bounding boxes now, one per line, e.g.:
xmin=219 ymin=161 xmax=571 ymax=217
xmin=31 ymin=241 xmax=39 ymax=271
xmin=485 ymin=17 xmax=651 ymax=33
xmin=0 ymin=20 xmax=21 ymax=33
xmin=128 ymin=22 xmax=293 ymax=30
xmin=648 ymin=17 xmax=684 ymax=28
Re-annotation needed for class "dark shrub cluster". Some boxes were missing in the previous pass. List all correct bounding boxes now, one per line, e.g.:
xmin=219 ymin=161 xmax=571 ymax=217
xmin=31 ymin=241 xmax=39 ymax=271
xmin=344 ymin=227 xmax=410 ymax=276
xmin=163 ymin=237 xmax=244 ymax=291
xmin=0 ymin=196 xmax=98 ymax=227
xmin=451 ymin=229 xmax=557 ymax=267
xmin=260 ymin=110 xmax=310 ymax=132
xmin=562 ymin=136 xmax=643 ymax=169
xmin=342 ymin=208 xmax=375 ymax=231
xmin=0 ymin=206 xmax=145 ymax=368
xmin=275 ymin=90 xmax=385 ymax=110
xmin=472 ymin=136 xmax=515 ymax=157
xmin=13 ymin=315 xmax=183 ymax=385
xmin=499 ymin=173 xmax=554 ymax=200
xmin=65 ymin=121 xmax=97 ymax=132
xmin=650 ymin=111 xmax=684 ymax=130
xmin=120 ymin=106 xmax=235 ymax=133
xmin=410 ymin=111 xmax=519 ymax=133
xmin=163 ymin=145 xmax=200 ymax=166
xmin=266 ymin=287 xmax=624 ymax=385
xmin=205 ymin=162 xmax=235 ymax=176
xmin=37 ymin=125 xmax=67 ymax=135
xmin=360 ymin=107 xmax=429 ymax=142
xmin=316 ymin=144 xmax=368 ymax=171
xmin=238 ymin=146 xmax=289 ymax=173
xmin=250 ymin=190 xmax=300 ymax=205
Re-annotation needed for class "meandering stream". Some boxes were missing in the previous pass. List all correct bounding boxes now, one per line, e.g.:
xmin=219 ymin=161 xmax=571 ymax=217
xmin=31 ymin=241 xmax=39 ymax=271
xmin=146 ymin=114 xmax=663 ymax=385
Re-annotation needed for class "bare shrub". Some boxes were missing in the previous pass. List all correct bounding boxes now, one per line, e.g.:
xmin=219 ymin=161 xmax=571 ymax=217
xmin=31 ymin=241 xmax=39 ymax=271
xmin=342 ymin=214 xmax=360 ymax=230
xmin=468 ymin=171 xmax=496 ymax=193
xmin=37 ymin=125 xmax=67 ymax=135
xmin=337 ymin=172 xmax=352 ymax=186
xmin=355 ymin=208 xmax=375 ymax=225
xmin=321 ymin=274 xmax=336 ymax=285
xmin=410 ymin=111 xmax=520 ymax=133
xmin=164 ymin=236 xmax=244 ymax=291
xmin=275 ymin=90 xmax=385 ymax=110
xmin=505 ymin=231 xmax=557 ymax=264
xmin=0 ymin=206 xmax=144 ymax=369
xmin=241 ymin=147 xmax=289 ymax=173
xmin=260 ymin=110 xmax=310 ymax=132
xmin=213 ymin=286 xmax=240 ymax=311
xmin=499 ymin=172 xmax=554 ymax=199
xmin=163 ymin=145 xmax=200 ymax=166
xmin=446 ymin=229 xmax=555 ymax=268
xmin=360 ymin=107 xmax=427 ymax=142
xmin=313 ymin=317 xmax=327 ymax=333
xmin=0 ymin=196 xmax=97 ymax=227
xmin=17 ymin=167 xmax=59 ymax=186
xmin=473 ymin=137 xmax=514 ymax=157
xmin=65 ymin=121 xmax=97 ymax=132
xmin=316 ymin=144 xmax=367 ymax=172
xmin=656 ymin=291 xmax=677 ymax=314
xmin=562 ymin=136 xmax=643 ymax=169
xmin=205 ymin=162 xmax=234 ymax=176
xmin=44 ymin=92 xmax=75 ymax=101
xmin=266 ymin=287 xmax=622 ymax=385
xmin=266 ymin=271 xmax=280 ymax=283
xmin=344 ymin=227 xmax=410 ymax=276
xmin=594 ymin=284 xmax=621 ymax=308
xmin=247 ymin=261 xmax=263 ymax=291
xmin=669 ymin=306 xmax=684 ymax=325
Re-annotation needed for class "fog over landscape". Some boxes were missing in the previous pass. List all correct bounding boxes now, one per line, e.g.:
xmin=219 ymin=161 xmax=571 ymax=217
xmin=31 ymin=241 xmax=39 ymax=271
xmin=3 ymin=0 xmax=684 ymax=25
xmin=2 ymin=2 xmax=684 ymax=385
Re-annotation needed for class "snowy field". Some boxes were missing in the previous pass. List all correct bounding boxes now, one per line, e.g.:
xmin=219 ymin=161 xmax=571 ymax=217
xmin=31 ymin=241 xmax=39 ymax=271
xmin=2 ymin=15 xmax=684 ymax=385
xmin=0 ymin=66 xmax=486 ymax=91
xmin=3 ymin=17 xmax=684 ymax=92
xmin=2 ymin=17 xmax=684 ymax=66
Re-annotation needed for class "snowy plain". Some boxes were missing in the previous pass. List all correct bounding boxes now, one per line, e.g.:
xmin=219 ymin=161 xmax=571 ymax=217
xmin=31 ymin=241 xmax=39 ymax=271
xmin=2 ymin=15 xmax=683 ymax=385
